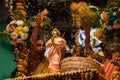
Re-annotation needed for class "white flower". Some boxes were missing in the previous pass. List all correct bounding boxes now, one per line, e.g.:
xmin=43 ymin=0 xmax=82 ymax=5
xmin=16 ymin=20 xmax=24 ymax=25
xmin=6 ymin=24 xmax=14 ymax=32
xmin=6 ymin=24 xmax=10 ymax=31
xmin=23 ymin=26 xmax=29 ymax=33
xmin=10 ymin=32 xmax=18 ymax=39
xmin=10 ymin=20 xmax=15 ymax=24
xmin=17 ymin=39 xmax=23 ymax=43
xmin=21 ymin=33 xmax=28 ymax=40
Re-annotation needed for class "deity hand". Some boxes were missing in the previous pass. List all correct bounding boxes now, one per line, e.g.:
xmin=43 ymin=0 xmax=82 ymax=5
xmin=46 ymin=39 xmax=52 ymax=48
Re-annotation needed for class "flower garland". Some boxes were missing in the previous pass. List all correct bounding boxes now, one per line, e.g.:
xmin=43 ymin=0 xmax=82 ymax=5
xmin=5 ymin=20 xmax=29 ymax=45
xmin=13 ymin=44 xmax=28 ymax=77
xmin=15 ymin=0 xmax=27 ymax=22
xmin=4 ymin=19 xmax=29 ymax=77
xmin=5 ymin=0 xmax=29 ymax=77
xmin=13 ymin=0 xmax=29 ymax=77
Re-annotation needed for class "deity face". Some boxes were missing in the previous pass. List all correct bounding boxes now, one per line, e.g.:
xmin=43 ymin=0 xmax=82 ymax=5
xmin=36 ymin=40 xmax=46 ymax=56
xmin=53 ymin=31 xmax=58 ymax=37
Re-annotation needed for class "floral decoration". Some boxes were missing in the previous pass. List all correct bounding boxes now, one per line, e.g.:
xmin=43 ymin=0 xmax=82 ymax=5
xmin=100 ymin=5 xmax=120 ymax=30
xmin=70 ymin=2 xmax=96 ymax=28
xmin=93 ymin=28 xmax=103 ymax=39
xmin=94 ymin=1 xmax=120 ymax=79
xmin=5 ymin=20 xmax=29 ymax=45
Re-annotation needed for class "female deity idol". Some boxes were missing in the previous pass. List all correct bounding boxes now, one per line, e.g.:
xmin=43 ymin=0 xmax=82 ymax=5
xmin=46 ymin=28 xmax=66 ymax=72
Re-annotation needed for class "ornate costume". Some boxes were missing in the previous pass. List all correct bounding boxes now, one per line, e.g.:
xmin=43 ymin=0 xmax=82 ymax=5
xmin=46 ymin=28 xmax=66 ymax=72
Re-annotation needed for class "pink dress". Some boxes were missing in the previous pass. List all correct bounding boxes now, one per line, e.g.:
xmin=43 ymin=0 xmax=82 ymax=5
xmin=48 ymin=37 xmax=66 ymax=71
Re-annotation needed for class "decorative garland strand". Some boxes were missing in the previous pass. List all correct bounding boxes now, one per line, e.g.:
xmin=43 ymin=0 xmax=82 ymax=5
xmin=12 ymin=0 xmax=28 ymax=77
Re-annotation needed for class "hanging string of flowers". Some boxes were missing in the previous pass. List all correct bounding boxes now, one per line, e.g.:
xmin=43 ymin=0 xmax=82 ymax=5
xmin=12 ymin=0 xmax=29 ymax=77
xmin=1 ymin=0 xmax=29 ymax=77
xmin=3 ymin=20 xmax=29 ymax=77
xmin=15 ymin=0 xmax=27 ymax=22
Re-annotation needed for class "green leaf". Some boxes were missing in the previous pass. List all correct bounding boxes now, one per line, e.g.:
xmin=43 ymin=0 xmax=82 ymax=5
xmin=42 ymin=16 xmax=52 ymax=26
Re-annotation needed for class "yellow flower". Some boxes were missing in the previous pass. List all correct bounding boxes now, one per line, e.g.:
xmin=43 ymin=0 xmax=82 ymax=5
xmin=14 ymin=28 xmax=18 ymax=33
xmin=70 ymin=2 xmax=78 ymax=12
xmin=14 ymin=26 xmax=23 ymax=34
xmin=16 ymin=26 xmax=23 ymax=31
xmin=19 ymin=31 xmax=23 ymax=35
xmin=93 ymin=28 xmax=103 ymax=38
xmin=70 ymin=1 xmax=96 ymax=28
xmin=42 ymin=9 xmax=49 ymax=16
xmin=20 ymin=9 xmax=26 ymax=17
